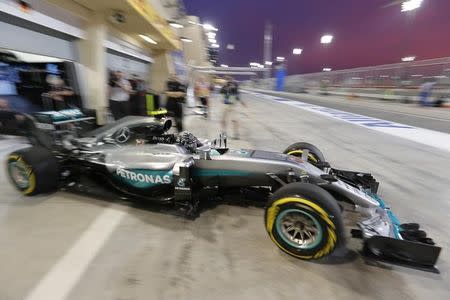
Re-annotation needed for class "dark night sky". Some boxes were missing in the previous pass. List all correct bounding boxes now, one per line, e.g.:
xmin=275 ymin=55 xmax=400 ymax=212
xmin=184 ymin=0 xmax=450 ymax=74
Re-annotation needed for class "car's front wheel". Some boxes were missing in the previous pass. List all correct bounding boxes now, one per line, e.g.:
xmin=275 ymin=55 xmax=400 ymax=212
xmin=265 ymin=183 xmax=344 ymax=260
xmin=284 ymin=142 xmax=325 ymax=167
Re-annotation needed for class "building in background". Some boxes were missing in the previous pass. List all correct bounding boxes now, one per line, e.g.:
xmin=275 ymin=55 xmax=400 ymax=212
xmin=0 ymin=0 xmax=210 ymax=124
xmin=180 ymin=15 xmax=209 ymax=68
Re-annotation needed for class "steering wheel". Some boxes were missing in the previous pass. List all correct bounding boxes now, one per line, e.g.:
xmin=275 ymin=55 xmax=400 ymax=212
xmin=114 ymin=127 xmax=131 ymax=144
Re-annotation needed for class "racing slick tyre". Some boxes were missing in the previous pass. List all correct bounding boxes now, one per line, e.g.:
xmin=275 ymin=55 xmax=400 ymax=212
xmin=265 ymin=183 xmax=344 ymax=260
xmin=284 ymin=142 xmax=325 ymax=167
xmin=7 ymin=146 xmax=59 ymax=196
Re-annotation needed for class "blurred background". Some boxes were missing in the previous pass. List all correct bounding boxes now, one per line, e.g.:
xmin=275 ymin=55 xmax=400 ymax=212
xmin=1 ymin=1 xmax=450 ymax=300
xmin=1 ymin=0 xmax=449 ymax=127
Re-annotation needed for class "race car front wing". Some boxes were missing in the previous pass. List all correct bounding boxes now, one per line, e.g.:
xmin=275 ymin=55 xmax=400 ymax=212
xmin=354 ymin=194 xmax=441 ymax=273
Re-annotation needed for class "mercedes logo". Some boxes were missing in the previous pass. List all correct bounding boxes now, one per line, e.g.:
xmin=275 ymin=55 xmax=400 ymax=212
xmin=115 ymin=127 xmax=131 ymax=143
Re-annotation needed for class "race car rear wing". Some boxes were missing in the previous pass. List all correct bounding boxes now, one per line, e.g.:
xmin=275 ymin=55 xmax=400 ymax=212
xmin=10 ymin=109 xmax=96 ymax=149
xmin=33 ymin=109 xmax=95 ymax=129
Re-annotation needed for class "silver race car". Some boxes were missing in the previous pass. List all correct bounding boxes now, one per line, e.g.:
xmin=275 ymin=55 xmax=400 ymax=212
xmin=6 ymin=111 xmax=441 ymax=272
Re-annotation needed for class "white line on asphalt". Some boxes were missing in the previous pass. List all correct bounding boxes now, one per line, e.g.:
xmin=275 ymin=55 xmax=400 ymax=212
xmin=247 ymin=90 xmax=450 ymax=122
xmin=245 ymin=91 xmax=450 ymax=152
xmin=24 ymin=207 xmax=126 ymax=300
xmin=326 ymin=101 xmax=450 ymax=122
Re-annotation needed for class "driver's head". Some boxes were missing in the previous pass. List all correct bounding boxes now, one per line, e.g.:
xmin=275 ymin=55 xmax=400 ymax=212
xmin=0 ymin=98 xmax=10 ymax=110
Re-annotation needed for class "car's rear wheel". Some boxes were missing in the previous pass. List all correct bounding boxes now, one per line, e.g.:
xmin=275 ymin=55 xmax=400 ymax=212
xmin=7 ymin=146 xmax=59 ymax=196
xmin=265 ymin=183 xmax=344 ymax=260
xmin=284 ymin=142 xmax=325 ymax=166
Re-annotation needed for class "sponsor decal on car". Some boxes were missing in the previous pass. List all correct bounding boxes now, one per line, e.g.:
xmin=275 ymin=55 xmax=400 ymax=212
xmin=114 ymin=167 xmax=172 ymax=188
xmin=35 ymin=123 xmax=56 ymax=130
xmin=177 ymin=178 xmax=186 ymax=187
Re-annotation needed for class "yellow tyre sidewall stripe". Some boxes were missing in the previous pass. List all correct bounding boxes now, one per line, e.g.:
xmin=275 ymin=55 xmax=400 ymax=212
xmin=7 ymin=155 xmax=36 ymax=195
xmin=266 ymin=197 xmax=337 ymax=260
xmin=287 ymin=150 xmax=319 ymax=163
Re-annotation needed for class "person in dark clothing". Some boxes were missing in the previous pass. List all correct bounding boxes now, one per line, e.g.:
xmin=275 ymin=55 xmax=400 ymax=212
xmin=128 ymin=74 xmax=143 ymax=115
xmin=132 ymin=79 xmax=148 ymax=115
xmin=0 ymin=98 xmax=27 ymax=136
xmin=165 ymin=74 xmax=186 ymax=132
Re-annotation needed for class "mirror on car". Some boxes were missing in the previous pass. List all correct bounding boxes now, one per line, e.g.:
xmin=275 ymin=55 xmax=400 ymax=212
xmin=197 ymin=145 xmax=212 ymax=160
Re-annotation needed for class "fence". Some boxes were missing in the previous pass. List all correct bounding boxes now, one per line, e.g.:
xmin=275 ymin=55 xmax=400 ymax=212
xmin=246 ymin=57 xmax=450 ymax=93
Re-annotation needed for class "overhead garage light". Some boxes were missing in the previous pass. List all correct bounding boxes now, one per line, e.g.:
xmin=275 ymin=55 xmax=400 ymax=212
xmin=203 ymin=24 xmax=218 ymax=31
xmin=180 ymin=37 xmax=192 ymax=43
xmin=139 ymin=34 xmax=157 ymax=45
xmin=207 ymin=32 xmax=216 ymax=39
xmin=323 ymin=67 xmax=332 ymax=72
xmin=168 ymin=21 xmax=184 ymax=29
xmin=211 ymin=43 xmax=220 ymax=48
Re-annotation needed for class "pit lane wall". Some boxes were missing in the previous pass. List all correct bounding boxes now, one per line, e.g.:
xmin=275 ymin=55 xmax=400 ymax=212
xmin=243 ymin=57 xmax=450 ymax=104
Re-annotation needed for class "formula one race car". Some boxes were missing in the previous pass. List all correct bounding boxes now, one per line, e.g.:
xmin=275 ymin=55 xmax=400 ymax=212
xmin=5 ymin=113 xmax=441 ymax=272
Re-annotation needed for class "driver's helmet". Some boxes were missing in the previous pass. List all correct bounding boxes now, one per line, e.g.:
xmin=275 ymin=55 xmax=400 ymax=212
xmin=177 ymin=132 xmax=201 ymax=152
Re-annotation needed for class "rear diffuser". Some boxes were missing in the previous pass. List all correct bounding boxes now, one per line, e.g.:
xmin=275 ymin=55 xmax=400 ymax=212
xmin=363 ymin=236 xmax=441 ymax=273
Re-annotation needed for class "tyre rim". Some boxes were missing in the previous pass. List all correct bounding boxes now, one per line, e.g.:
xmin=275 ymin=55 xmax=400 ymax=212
xmin=287 ymin=150 xmax=319 ymax=164
xmin=8 ymin=160 xmax=30 ymax=189
xmin=276 ymin=209 xmax=323 ymax=249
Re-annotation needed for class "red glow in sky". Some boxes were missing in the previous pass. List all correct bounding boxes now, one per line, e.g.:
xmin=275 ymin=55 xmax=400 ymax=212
xmin=185 ymin=0 xmax=450 ymax=74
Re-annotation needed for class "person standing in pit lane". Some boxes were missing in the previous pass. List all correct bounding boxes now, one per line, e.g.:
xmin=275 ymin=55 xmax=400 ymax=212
xmin=194 ymin=76 xmax=211 ymax=118
xmin=46 ymin=75 xmax=74 ymax=111
xmin=109 ymin=71 xmax=132 ymax=120
xmin=220 ymin=76 xmax=246 ymax=139
xmin=165 ymin=74 xmax=187 ymax=132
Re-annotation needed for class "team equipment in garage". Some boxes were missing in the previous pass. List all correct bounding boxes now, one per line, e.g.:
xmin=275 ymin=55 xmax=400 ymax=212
xmin=6 ymin=114 xmax=441 ymax=272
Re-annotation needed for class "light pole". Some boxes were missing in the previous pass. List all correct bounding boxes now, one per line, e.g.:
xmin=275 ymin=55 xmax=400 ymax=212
xmin=320 ymin=34 xmax=333 ymax=79
xmin=319 ymin=35 xmax=334 ymax=93
xmin=400 ymin=1 xmax=423 ymax=88
xmin=263 ymin=22 xmax=273 ymax=79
